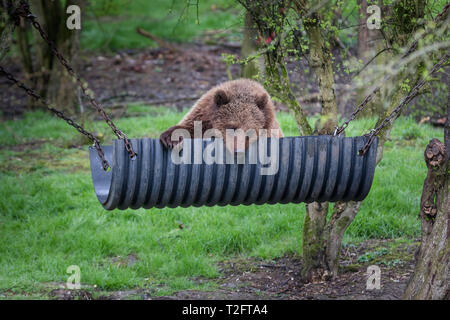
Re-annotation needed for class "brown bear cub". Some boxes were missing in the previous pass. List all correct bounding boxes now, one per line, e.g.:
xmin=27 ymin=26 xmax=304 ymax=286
xmin=159 ymin=78 xmax=284 ymax=151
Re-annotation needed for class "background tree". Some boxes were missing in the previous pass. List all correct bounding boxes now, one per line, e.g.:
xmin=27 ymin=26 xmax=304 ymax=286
xmin=0 ymin=1 xmax=15 ymax=62
xmin=238 ymin=0 xmax=313 ymax=135
xmin=403 ymin=104 xmax=449 ymax=300
xmin=241 ymin=11 xmax=263 ymax=79
xmin=237 ymin=0 xmax=449 ymax=282
xmin=12 ymin=0 xmax=84 ymax=113
xmin=355 ymin=0 xmax=386 ymax=117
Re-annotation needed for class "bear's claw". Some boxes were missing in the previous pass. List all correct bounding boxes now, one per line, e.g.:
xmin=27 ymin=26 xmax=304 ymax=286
xmin=160 ymin=129 xmax=174 ymax=148
xmin=160 ymin=127 xmax=184 ymax=149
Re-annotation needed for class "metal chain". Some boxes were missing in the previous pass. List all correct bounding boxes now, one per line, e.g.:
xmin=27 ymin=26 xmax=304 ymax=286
xmin=334 ymin=86 xmax=381 ymax=136
xmin=358 ymin=53 xmax=450 ymax=156
xmin=0 ymin=66 xmax=110 ymax=171
xmin=13 ymin=1 xmax=136 ymax=159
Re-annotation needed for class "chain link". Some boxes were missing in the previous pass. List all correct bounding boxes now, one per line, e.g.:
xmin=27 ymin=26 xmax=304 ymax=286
xmin=0 ymin=66 xmax=110 ymax=171
xmin=334 ymin=86 xmax=381 ymax=136
xmin=358 ymin=53 xmax=449 ymax=155
xmin=14 ymin=1 xmax=136 ymax=160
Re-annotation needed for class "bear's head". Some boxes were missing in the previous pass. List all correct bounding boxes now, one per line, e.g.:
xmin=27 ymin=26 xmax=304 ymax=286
xmin=209 ymin=87 xmax=273 ymax=153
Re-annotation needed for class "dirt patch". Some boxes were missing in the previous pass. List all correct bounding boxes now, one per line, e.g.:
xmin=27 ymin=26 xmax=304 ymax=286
xmin=0 ymin=43 xmax=242 ymax=118
xmin=49 ymin=288 xmax=94 ymax=300
xmin=36 ymin=239 xmax=418 ymax=300
xmin=155 ymin=239 xmax=417 ymax=300
xmin=0 ymin=41 xmax=353 ymax=119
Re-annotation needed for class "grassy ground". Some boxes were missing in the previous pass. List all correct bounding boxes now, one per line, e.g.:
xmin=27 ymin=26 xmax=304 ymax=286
xmin=82 ymin=0 xmax=243 ymax=51
xmin=0 ymin=106 xmax=443 ymax=299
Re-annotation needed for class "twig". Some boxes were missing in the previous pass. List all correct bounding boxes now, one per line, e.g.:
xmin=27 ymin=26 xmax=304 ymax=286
xmin=353 ymin=47 xmax=393 ymax=77
xmin=136 ymin=27 xmax=179 ymax=52
xmin=259 ymin=264 xmax=287 ymax=268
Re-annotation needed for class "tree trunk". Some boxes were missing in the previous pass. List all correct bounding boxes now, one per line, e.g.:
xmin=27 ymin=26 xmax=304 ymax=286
xmin=302 ymin=202 xmax=329 ymax=280
xmin=241 ymin=12 xmax=263 ymax=79
xmin=403 ymin=108 xmax=449 ymax=300
xmin=357 ymin=0 xmax=382 ymax=62
xmin=16 ymin=16 xmax=37 ymax=109
xmin=299 ymin=7 xmax=340 ymax=282
xmin=355 ymin=0 xmax=386 ymax=117
xmin=356 ymin=0 xmax=368 ymax=60
xmin=0 ymin=0 xmax=14 ymax=62
xmin=303 ymin=12 xmax=338 ymax=135
xmin=301 ymin=201 xmax=362 ymax=280
xmin=30 ymin=0 xmax=81 ymax=113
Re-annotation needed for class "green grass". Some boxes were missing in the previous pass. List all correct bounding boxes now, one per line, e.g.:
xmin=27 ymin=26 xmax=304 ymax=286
xmin=81 ymin=0 xmax=243 ymax=51
xmin=0 ymin=107 xmax=443 ymax=298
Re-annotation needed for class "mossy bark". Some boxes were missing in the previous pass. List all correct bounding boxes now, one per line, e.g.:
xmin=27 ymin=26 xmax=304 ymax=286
xmin=30 ymin=0 xmax=81 ymax=113
xmin=16 ymin=16 xmax=37 ymax=109
xmin=0 ymin=1 xmax=14 ymax=63
xmin=403 ymin=115 xmax=449 ymax=300
xmin=302 ymin=202 xmax=329 ymax=280
xmin=323 ymin=201 xmax=361 ymax=276
xmin=241 ymin=12 xmax=263 ymax=80
xmin=296 ymin=4 xmax=341 ymax=281
xmin=303 ymin=12 xmax=338 ymax=135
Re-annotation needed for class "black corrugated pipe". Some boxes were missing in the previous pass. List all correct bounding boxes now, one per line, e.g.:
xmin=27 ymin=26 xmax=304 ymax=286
xmin=89 ymin=136 xmax=377 ymax=210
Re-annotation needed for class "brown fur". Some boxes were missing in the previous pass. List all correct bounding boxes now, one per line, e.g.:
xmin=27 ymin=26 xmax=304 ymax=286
xmin=160 ymin=79 xmax=284 ymax=149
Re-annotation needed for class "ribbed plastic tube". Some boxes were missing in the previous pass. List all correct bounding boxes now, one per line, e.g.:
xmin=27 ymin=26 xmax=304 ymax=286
xmin=89 ymin=136 xmax=377 ymax=210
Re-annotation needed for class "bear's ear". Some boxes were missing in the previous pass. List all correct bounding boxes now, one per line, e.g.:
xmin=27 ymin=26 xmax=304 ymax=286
xmin=214 ymin=90 xmax=230 ymax=107
xmin=255 ymin=93 xmax=268 ymax=110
